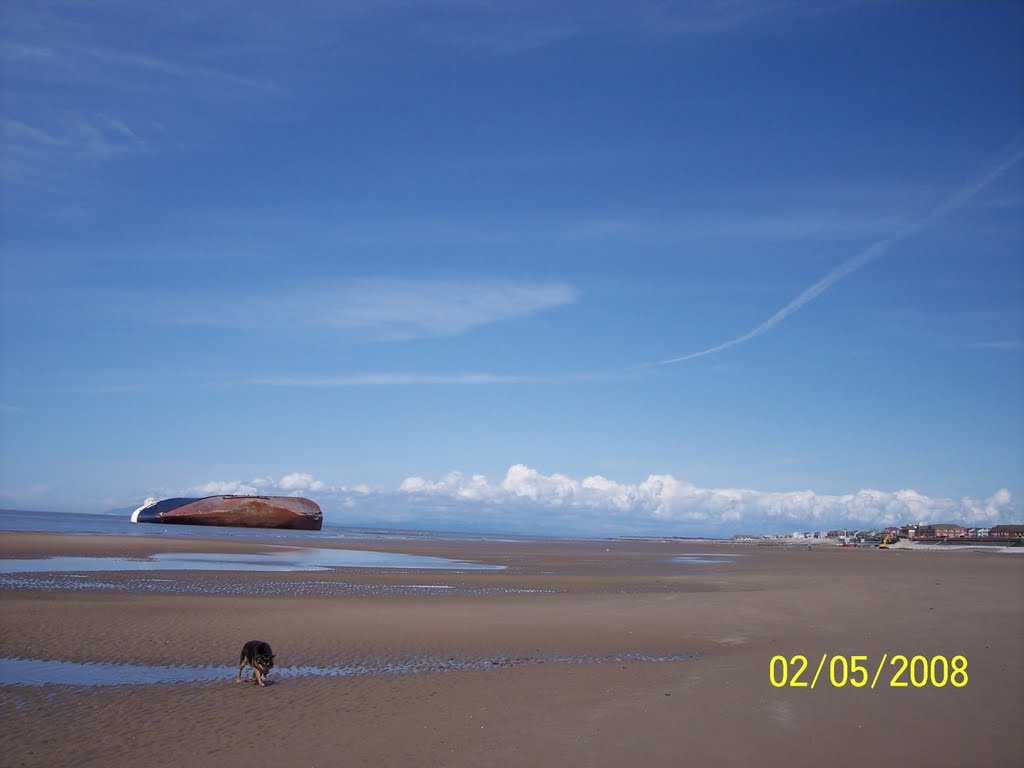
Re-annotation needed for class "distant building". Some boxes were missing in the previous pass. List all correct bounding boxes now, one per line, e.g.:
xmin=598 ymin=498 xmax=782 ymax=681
xmin=826 ymin=529 xmax=855 ymax=540
xmin=917 ymin=523 xmax=968 ymax=539
xmin=988 ymin=524 xmax=1024 ymax=540
xmin=899 ymin=524 xmax=918 ymax=539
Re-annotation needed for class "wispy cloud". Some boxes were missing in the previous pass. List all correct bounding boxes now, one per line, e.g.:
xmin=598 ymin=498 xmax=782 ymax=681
xmin=413 ymin=0 xmax=866 ymax=53
xmin=0 ymin=482 xmax=52 ymax=501
xmin=65 ymin=43 xmax=273 ymax=91
xmin=1 ymin=114 xmax=149 ymax=172
xmin=971 ymin=340 xmax=1024 ymax=351
xmin=0 ymin=118 xmax=64 ymax=148
xmin=1 ymin=3 xmax=274 ymax=93
xmin=655 ymin=145 xmax=1024 ymax=365
xmin=0 ymin=1 xmax=279 ymax=193
xmin=558 ymin=210 xmax=905 ymax=244
xmin=313 ymin=280 xmax=576 ymax=340
xmin=253 ymin=373 xmax=540 ymax=387
xmin=0 ymin=0 xmax=886 ymax=203
xmin=164 ymin=278 xmax=577 ymax=341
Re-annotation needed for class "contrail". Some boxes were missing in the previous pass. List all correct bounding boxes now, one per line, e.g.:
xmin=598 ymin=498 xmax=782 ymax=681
xmin=655 ymin=146 xmax=1024 ymax=366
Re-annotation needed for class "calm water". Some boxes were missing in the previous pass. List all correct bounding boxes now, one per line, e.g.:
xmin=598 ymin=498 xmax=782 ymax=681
xmin=0 ymin=651 xmax=697 ymax=687
xmin=0 ymin=508 xmax=509 ymax=574
xmin=0 ymin=507 xmax=538 ymax=568
xmin=670 ymin=553 xmax=747 ymax=564
xmin=0 ymin=508 xmax=524 ymax=543
xmin=0 ymin=508 xmax=739 ymax=581
xmin=0 ymin=548 xmax=503 ymax=573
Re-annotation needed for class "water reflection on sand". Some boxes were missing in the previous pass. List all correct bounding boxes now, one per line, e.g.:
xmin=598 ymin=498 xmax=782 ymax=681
xmin=0 ymin=548 xmax=503 ymax=574
xmin=0 ymin=651 xmax=697 ymax=687
xmin=670 ymin=553 xmax=746 ymax=565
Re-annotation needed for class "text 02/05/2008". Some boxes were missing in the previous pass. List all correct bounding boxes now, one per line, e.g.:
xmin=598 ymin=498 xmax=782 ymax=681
xmin=769 ymin=654 xmax=968 ymax=689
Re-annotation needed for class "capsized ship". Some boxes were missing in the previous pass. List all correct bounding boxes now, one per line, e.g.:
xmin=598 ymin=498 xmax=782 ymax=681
xmin=131 ymin=495 xmax=322 ymax=531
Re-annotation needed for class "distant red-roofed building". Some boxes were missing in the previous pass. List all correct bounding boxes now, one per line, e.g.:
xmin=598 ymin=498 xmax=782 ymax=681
xmin=918 ymin=524 xmax=968 ymax=539
xmin=988 ymin=524 xmax=1024 ymax=540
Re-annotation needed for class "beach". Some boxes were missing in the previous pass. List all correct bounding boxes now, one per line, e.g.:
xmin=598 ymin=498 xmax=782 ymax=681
xmin=1 ymin=531 xmax=1021 ymax=767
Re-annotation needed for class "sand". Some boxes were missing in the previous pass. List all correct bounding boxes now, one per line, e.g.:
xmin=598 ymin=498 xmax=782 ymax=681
xmin=1 ymin=531 xmax=1021 ymax=767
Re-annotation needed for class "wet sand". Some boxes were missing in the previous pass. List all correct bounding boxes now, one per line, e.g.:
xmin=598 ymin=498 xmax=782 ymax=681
xmin=1 ymin=532 xmax=1021 ymax=767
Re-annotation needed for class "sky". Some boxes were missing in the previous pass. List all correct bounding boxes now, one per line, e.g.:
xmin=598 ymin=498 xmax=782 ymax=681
xmin=1 ymin=0 xmax=1022 ymax=537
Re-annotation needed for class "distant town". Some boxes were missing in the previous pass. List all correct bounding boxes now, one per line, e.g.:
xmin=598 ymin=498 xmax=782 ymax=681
xmin=732 ymin=523 xmax=1024 ymax=546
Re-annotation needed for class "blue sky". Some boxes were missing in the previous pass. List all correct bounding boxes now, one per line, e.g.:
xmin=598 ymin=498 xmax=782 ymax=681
xmin=1 ymin=0 xmax=1022 ymax=536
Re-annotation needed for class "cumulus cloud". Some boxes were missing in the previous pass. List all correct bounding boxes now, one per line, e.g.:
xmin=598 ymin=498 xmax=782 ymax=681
xmin=191 ymin=479 xmax=262 ymax=496
xmin=188 ymin=472 xmax=328 ymax=498
xmin=278 ymin=472 xmax=326 ymax=492
xmin=397 ymin=464 xmax=1021 ymax=534
xmin=172 ymin=465 xmax=1020 ymax=535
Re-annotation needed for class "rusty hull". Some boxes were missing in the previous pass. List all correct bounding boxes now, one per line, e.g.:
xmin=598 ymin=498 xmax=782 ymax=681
xmin=134 ymin=496 xmax=323 ymax=531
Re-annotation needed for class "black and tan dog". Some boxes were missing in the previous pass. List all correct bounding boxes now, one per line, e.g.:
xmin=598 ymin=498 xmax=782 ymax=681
xmin=236 ymin=640 xmax=275 ymax=686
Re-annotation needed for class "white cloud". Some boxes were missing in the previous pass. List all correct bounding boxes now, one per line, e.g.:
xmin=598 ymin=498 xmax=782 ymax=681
xmin=188 ymin=472 xmax=327 ymax=498
xmin=191 ymin=479 xmax=262 ymax=496
xmin=396 ymin=464 xmax=1022 ymax=533
xmin=278 ymin=472 xmax=326 ymax=492
xmin=162 ymin=465 xmax=1020 ymax=536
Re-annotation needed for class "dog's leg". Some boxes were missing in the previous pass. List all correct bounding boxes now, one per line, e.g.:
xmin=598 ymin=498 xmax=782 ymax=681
xmin=236 ymin=656 xmax=248 ymax=683
xmin=254 ymin=667 xmax=264 ymax=687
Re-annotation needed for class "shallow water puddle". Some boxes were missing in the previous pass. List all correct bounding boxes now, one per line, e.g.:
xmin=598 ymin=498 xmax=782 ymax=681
xmin=683 ymin=553 xmax=748 ymax=557
xmin=0 ymin=548 xmax=503 ymax=574
xmin=0 ymin=652 xmax=696 ymax=687
xmin=0 ymin=574 xmax=554 ymax=598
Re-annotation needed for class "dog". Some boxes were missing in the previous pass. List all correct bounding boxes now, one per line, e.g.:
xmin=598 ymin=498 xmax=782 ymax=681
xmin=236 ymin=640 xmax=275 ymax=687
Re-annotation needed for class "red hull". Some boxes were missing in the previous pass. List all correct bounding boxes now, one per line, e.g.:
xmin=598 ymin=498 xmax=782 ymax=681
xmin=133 ymin=496 xmax=322 ymax=530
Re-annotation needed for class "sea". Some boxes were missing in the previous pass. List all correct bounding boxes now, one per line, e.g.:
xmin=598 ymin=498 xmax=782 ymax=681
xmin=0 ymin=507 xmax=528 ymax=544
xmin=0 ymin=508 xmax=525 ymax=573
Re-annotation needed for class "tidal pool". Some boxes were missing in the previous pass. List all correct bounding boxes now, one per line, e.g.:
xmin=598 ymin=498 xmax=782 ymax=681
xmin=0 ymin=547 xmax=503 ymax=574
xmin=0 ymin=652 xmax=697 ymax=687
xmin=670 ymin=554 xmax=742 ymax=565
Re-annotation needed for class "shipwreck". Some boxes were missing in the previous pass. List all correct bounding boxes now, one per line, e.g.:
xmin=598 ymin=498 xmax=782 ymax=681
xmin=130 ymin=495 xmax=323 ymax=531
